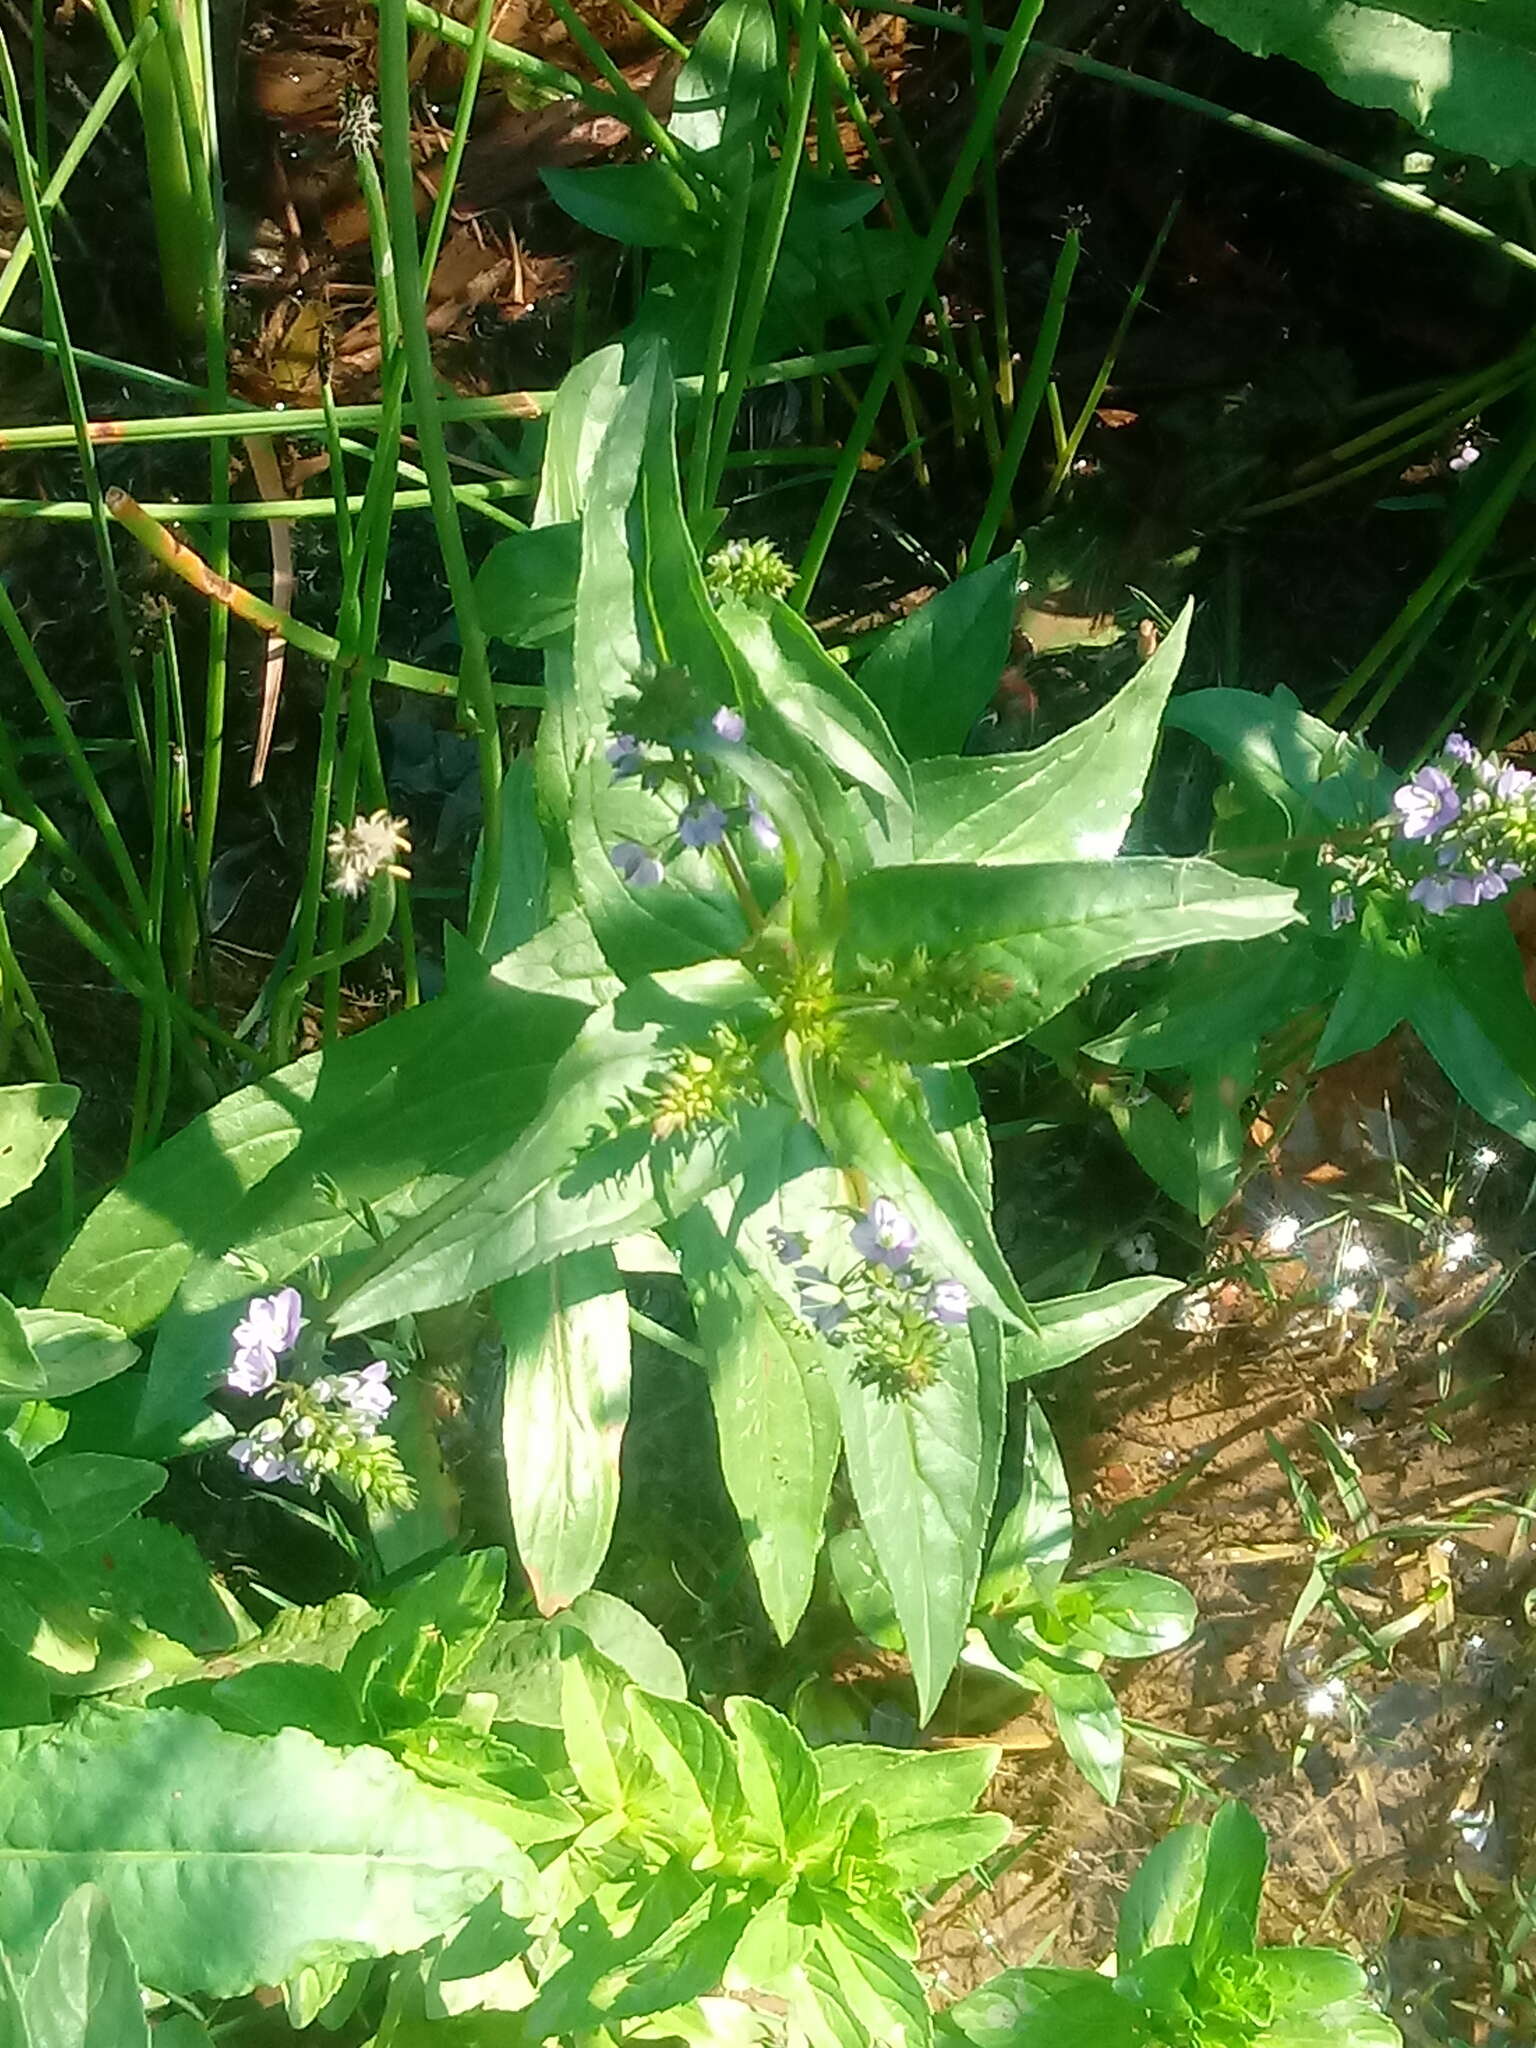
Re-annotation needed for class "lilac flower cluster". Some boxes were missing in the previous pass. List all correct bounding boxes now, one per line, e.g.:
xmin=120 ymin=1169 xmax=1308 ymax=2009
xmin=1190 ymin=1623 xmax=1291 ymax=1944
xmin=222 ymin=1288 xmax=411 ymax=1507
xmin=603 ymin=703 xmax=781 ymax=891
xmin=1325 ymin=734 xmax=1534 ymax=926
xmin=772 ymin=1198 xmax=972 ymax=1399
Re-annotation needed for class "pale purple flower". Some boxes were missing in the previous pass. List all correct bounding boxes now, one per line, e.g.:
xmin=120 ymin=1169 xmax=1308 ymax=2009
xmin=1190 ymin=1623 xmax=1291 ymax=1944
xmin=605 ymin=733 xmax=644 ymax=778
xmin=227 ymin=1348 xmax=278 ymax=1397
xmin=795 ymin=1268 xmax=848 ymax=1336
xmin=336 ymin=1359 xmax=394 ymax=1428
xmin=747 ymin=794 xmax=781 ymax=853
xmin=711 ymin=706 xmax=747 ymax=744
xmin=228 ymin=1287 xmax=303 ymax=1393
xmin=1443 ymin=732 xmax=1479 ymax=767
xmin=678 ymin=800 xmax=729 ymax=850
xmin=925 ymin=1279 xmax=971 ymax=1328
xmin=1463 ymin=862 xmax=1524 ymax=903
xmin=610 ymin=840 xmax=664 ymax=887
xmin=1393 ymin=765 xmax=1460 ymax=841
xmin=1448 ymin=441 xmax=1482 ymax=473
xmin=1409 ymin=874 xmax=1472 ymax=914
xmin=850 ymin=1198 xmax=918 ymax=1272
xmin=1493 ymin=763 xmax=1536 ymax=804
xmin=229 ymin=1426 xmax=301 ymax=1487
xmin=1329 ymin=891 xmax=1356 ymax=929
xmin=768 ymin=1227 xmax=807 ymax=1265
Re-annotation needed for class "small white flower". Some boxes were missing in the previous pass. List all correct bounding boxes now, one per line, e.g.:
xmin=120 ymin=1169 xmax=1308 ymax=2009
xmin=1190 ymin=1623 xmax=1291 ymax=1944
xmin=1170 ymin=1289 xmax=1214 ymax=1334
xmin=326 ymin=810 xmax=412 ymax=898
xmin=1263 ymin=1215 xmax=1301 ymax=1254
xmin=1302 ymin=1677 xmax=1347 ymax=1721
xmin=1332 ymin=1285 xmax=1361 ymax=1314
xmin=1115 ymin=1231 xmax=1158 ymax=1273
xmin=1474 ymin=1145 xmax=1501 ymax=1170
xmin=1340 ymin=1241 xmax=1373 ymax=1275
xmin=1442 ymin=1230 xmax=1478 ymax=1270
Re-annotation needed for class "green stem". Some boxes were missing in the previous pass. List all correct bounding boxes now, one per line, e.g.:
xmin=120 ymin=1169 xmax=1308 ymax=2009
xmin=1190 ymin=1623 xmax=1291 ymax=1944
xmin=0 ymin=909 xmax=72 ymax=1234
xmin=967 ymin=228 xmax=1079 ymax=564
xmin=377 ymin=0 xmax=506 ymax=948
xmin=793 ymin=0 xmax=1046 ymax=605
xmin=0 ymin=480 xmax=533 ymax=522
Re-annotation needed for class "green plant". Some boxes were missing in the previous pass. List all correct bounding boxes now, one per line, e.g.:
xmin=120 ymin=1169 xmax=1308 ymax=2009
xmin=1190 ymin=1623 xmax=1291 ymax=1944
xmin=0 ymin=1541 xmax=1009 ymax=2044
xmin=939 ymin=1801 xmax=1401 ymax=2047
xmin=40 ymin=344 xmax=1297 ymax=1722
xmin=1072 ymin=696 xmax=1536 ymax=1219
xmin=1177 ymin=0 xmax=1536 ymax=169
xmin=833 ymin=1397 xmax=1196 ymax=1800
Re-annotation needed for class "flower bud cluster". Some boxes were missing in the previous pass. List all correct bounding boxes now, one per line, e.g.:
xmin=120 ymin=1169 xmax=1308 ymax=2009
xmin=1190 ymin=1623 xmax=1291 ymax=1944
xmin=1324 ymin=734 xmax=1533 ymax=926
xmin=775 ymin=1198 xmax=971 ymax=1401
xmin=222 ymin=1287 xmax=414 ymax=1510
xmin=704 ymin=537 xmax=796 ymax=605
xmin=633 ymin=1024 xmax=765 ymax=1141
xmin=855 ymin=946 xmax=1017 ymax=1027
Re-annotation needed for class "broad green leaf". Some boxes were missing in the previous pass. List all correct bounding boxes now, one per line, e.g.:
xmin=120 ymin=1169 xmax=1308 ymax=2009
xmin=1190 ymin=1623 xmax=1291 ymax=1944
xmin=1179 ymin=0 xmax=1536 ymax=165
xmin=1190 ymin=1800 xmax=1268 ymax=1970
xmin=21 ymin=1886 xmax=148 ymax=2048
xmin=0 ymin=1086 xmax=77 ymax=1212
xmin=0 ymin=1440 xmax=51 ymax=1551
xmin=468 ymin=747 xmax=549 ymax=968
xmin=0 ymin=1638 xmax=50 ymax=1728
xmin=940 ymin=1966 xmax=1149 ymax=2048
xmin=1104 ymin=1087 xmax=1201 ymax=1214
xmin=843 ymin=858 xmax=1299 ymax=1066
xmin=1315 ymin=905 xmax=1416 ymax=1068
xmin=0 ymin=1556 xmax=97 ymax=1673
xmin=628 ymin=1689 xmax=743 ymax=1858
xmin=0 ymin=1707 xmax=529 ymax=1997
xmin=910 ymin=607 xmax=1189 ymax=864
xmin=817 ymin=1743 xmax=999 ymax=1828
xmin=828 ymin=1526 xmax=902 ymax=1650
xmin=674 ymin=1196 xmax=840 ymax=1644
xmin=47 ymin=977 xmax=585 ymax=1341
xmin=1167 ymin=689 xmax=1388 ymax=852
xmin=1002 ymin=1277 xmax=1182 ymax=1380
xmin=820 ymin=1069 xmax=1031 ymax=1328
xmin=545 ymin=164 xmax=699 ymax=247
xmin=1256 ymin=1948 xmax=1370 ymax=2013
xmin=11 ymin=1314 xmax=136 ymax=1401
xmin=476 ymin=522 xmax=581 ymax=648
xmin=1258 ymin=2011 xmax=1403 ymax=2048
xmin=496 ymin=1249 xmax=631 ymax=1613
xmin=0 ymin=816 xmax=35 ymax=892
xmin=670 ymin=0 xmax=778 ymax=157
xmin=0 ymin=1301 xmax=41 ymax=1399
xmin=1411 ymin=912 xmax=1536 ymax=1150
xmin=490 ymin=906 xmax=622 ymax=1010
xmin=826 ymin=1311 xmax=1005 ymax=1723
xmin=977 ymin=1397 xmax=1073 ymax=1609
xmin=1069 ymin=1567 xmax=1198 ymax=1659
xmin=151 ymin=1662 xmax=363 ymax=1746
xmin=32 ymin=1456 xmax=165 ymax=1551
xmin=332 ymin=962 xmax=781 ymax=1335
xmin=855 ymin=555 xmax=1019 ymax=760
xmin=524 ymin=1866 xmax=750 ymax=2037
xmin=1085 ymin=935 xmax=1330 ymax=1071
xmin=815 ymin=1902 xmax=931 ymax=2048
xmin=1189 ymin=1054 xmax=1255 ymax=1224
xmin=465 ymin=1591 xmax=685 ymax=1725
xmin=1116 ymin=1824 xmax=1208 ymax=1968
xmin=345 ymin=1549 xmax=507 ymax=1725
xmin=534 ymin=343 xmax=627 ymax=528
xmin=1007 ymin=1642 xmax=1124 ymax=1801
xmin=55 ymin=1515 xmax=250 ymax=1657
xmin=723 ymin=1695 xmax=821 ymax=1855
xmin=2 ymin=1403 xmax=64 ymax=1462
xmin=723 ymin=601 xmax=914 ymax=822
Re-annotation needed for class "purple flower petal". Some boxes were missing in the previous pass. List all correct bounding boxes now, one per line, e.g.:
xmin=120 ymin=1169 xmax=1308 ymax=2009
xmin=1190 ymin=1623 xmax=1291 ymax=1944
xmin=1329 ymin=891 xmax=1356 ymax=929
xmin=768 ymin=1227 xmax=807 ymax=1265
xmin=604 ymin=733 xmax=644 ymax=779
xmin=711 ymin=706 xmax=747 ymax=744
xmin=1443 ymin=732 xmax=1479 ymax=766
xmin=1408 ymin=875 xmax=1457 ymax=914
xmin=678 ymin=800 xmax=729 ymax=851
xmin=925 ymin=1279 xmax=971 ymax=1328
xmin=226 ymin=1345 xmax=278 ymax=1397
xmin=850 ymin=1198 xmax=918 ymax=1272
xmin=747 ymin=794 xmax=781 ymax=853
xmin=232 ymin=1287 xmax=304 ymax=1362
xmin=610 ymin=840 xmax=664 ymax=887
xmin=1392 ymin=765 xmax=1460 ymax=842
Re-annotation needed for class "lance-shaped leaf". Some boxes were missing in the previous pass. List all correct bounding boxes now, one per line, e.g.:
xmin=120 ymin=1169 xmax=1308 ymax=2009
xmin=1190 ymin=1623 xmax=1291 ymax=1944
xmin=854 ymin=554 xmax=1019 ymax=761
xmin=497 ymin=1249 xmax=631 ymax=1613
xmin=21 ymin=1885 xmax=149 ymax=2048
xmin=910 ymin=606 xmax=1188 ymax=865
xmin=825 ymin=1311 xmax=1005 ymax=1724
xmin=843 ymin=857 xmax=1299 ymax=1066
xmin=0 ymin=1707 xmax=530 ymax=1998
xmin=674 ymin=1195 xmax=840 ymax=1644
xmin=333 ymin=961 xmax=780 ymax=1335
xmin=1001 ymin=1277 xmax=1182 ymax=1380
xmin=0 ymin=1086 xmax=77 ymax=1213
